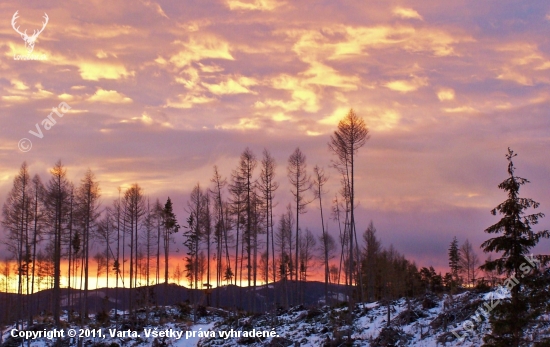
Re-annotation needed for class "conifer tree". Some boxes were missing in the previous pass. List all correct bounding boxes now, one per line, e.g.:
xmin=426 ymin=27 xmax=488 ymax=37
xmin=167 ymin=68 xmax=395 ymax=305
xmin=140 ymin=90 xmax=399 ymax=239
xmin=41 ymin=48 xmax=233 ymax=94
xmin=163 ymin=196 xmax=179 ymax=285
xmin=481 ymin=148 xmax=549 ymax=347
xmin=448 ymin=236 xmax=460 ymax=290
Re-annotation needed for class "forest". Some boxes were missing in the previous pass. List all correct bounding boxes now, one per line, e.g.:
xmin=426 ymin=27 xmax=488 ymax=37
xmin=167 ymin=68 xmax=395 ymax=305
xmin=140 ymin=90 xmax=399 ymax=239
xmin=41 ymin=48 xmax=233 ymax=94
xmin=1 ymin=110 xmax=549 ymax=347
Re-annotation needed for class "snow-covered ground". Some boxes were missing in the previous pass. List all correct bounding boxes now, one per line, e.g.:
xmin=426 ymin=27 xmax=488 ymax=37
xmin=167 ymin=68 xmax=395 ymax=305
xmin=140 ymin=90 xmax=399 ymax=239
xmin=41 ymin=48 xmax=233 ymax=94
xmin=1 ymin=288 xmax=549 ymax=346
xmin=199 ymin=289 xmax=550 ymax=346
xmin=173 ymin=322 xmax=216 ymax=347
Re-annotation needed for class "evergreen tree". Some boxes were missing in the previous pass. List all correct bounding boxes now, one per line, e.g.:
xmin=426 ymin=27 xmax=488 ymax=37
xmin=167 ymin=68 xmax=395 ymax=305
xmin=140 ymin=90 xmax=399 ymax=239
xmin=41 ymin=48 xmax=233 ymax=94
xmin=362 ymin=221 xmax=381 ymax=301
xmin=163 ymin=197 xmax=179 ymax=294
xmin=481 ymin=148 xmax=549 ymax=347
xmin=448 ymin=236 xmax=461 ymax=290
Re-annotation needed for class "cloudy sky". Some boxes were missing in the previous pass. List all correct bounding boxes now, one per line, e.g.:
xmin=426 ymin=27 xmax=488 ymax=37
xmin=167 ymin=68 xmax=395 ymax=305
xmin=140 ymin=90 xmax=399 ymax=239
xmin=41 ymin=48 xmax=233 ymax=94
xmin=1 ymin=0 xmax=549 ymax=275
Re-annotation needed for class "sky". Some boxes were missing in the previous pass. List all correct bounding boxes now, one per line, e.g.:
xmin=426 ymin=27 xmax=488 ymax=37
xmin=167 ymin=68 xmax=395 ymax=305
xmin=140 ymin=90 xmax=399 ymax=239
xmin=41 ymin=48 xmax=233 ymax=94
xmin=1 ymin=0 xmax=549 ymax=279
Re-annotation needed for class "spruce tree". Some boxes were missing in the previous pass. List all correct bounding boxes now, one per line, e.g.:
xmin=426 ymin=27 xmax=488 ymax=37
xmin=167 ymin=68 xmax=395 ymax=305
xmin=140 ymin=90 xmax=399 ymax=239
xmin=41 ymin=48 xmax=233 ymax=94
xmin=481 ymin=148 xmax=549 ymax=347
xmin=448 ymin=236 xmax=460 ymax=291
xmin=163 ymin=197 xmax=179 ymax=286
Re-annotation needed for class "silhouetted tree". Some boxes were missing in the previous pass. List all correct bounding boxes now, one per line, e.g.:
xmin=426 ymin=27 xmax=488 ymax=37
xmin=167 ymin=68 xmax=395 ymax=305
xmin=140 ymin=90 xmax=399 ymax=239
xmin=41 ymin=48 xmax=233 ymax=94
xmin=313 ymin=165 xmax=330 ymax=303
xmin=481 ymin=148 xmax=549 ymax=347
xmin=448 ymin=236 xmax=461 ymax=291
xmin=329 ymin=109 xmax=369 ymax=304
xmin=458 ymin=239 xmax=479 ymax=286
xmin=287 ymin=147 xmax=311 ymax=303
xmin=76 ymin=169 xmax=101 ymax=321
xmin=43 ymin=161 xmax=72 ymax=326
xmin=163 ymin=197 xmax=179 ymax=285
xmin=259 ymin=149 xmax=278 ymax=299
xmin=362 ymin=221 xmax=381 ymax=301
xmin=123 ymin=183 xmax=145 ymax=317
xmin=1 ymin=162 xmax=32 ymax=327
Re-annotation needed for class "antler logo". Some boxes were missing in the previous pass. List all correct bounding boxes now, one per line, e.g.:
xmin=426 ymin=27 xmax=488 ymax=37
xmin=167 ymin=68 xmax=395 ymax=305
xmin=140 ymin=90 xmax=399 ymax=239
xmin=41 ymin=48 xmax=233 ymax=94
xmin=11 ymin=11 xmax=49 ymax=54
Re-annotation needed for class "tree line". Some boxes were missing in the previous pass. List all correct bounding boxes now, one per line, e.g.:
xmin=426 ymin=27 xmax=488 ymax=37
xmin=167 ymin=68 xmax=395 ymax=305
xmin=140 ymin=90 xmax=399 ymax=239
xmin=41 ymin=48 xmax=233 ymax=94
xmin=2 ymin=109 xmax=548 ymax=346
xmin=0 ymin=161 xmax=182 ymax=328
xmin=0 ymin=109 xmax=374 ymax=325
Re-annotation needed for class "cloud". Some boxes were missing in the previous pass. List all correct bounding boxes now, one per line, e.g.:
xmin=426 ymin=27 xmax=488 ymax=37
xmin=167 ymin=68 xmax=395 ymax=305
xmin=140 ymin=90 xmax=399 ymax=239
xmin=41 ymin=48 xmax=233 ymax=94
xmin=393 ymin=7 xmax=423 ymax=20
xmin=10 ymin=80 xmax=29 ymax=91
xmin=437 ymin=88 xmax=455 ymax=101
xmin=165 ymin=94 xmax=214 ymax=109
xmin=88 ymin=89 xmax=133 ymax=103
xmin=443 ymin=106 xmax=478 ymax=113
xmin=202 ymin=77 xmax=257 ymax=95
xmin=216 ymin=117 xmax=260 ymax=130
xmin=385 ymin=75 xmax=428 ymax=93
xmin=140 ymin=0 xmax=169 ymax=18
xmin=265 ymin=75 xmax=319 ymax=112
xmin=496 ymin=68 xmax=533 ymax=86
xmin=78 ymin=62 xmax=133 ymax=81
xmin=168 ymin=35 xmax=234 ymax=68
xmin=225 ymin=0 xmax=283 ymax=11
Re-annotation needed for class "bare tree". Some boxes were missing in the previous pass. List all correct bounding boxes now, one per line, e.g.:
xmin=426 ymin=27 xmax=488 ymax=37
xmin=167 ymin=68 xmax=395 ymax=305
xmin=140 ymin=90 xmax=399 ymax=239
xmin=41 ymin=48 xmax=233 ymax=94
xmin=328 ymin=109 xmax=369 ymax=304
xmin=313 ymin=165 xmax=330 ymax=302
xmin=173 ymin=263 xmax=184 ymax=285
xmin=329 ymin=264 xmax=338 ymax=285
xmin=141 ymin=199 xmax=158 ymax=320
xmin=287 ymin=147 xmax=312 ymax=303
xmin=209 ymin=166 xmax=228 ymax=307
xmin=112 ymin=188 xmax=123 ymax=323
xmin=331 ymin=193 xmax=348 ymax=286
xmin=123 ymin=183 xmax=146 ymax=317
xmin=1 ymin=258 xmax=13 ymax=325
xmin=76 ymin=169 xmax=101 ymax=321
xmin=187 ymin=185 xmax=205 ymax=292
xmin=153 ymin=199 xmax=163 ymax=287
xmin=28 ymin=174 xmax=45 ymax=323
xmin=229 ymin=148 xmax=257 ymax=301
xmin=43 ymin=161 xmax=72 ymax=326
xmin=299 ymin=228 xmax=316 ymax=285
xmin=275 ymin=205 xmax=293 ymax=309
xmin=459 ymin=239 xmax=479 ymax=286
xmin=259 ymin=149 xmax=279 ymax=299
xmin=242 ymin=149 xmax=257 ymax=290
xmin=229 ymin=167 xmax=245 ymax=288
xmin=1 ymin=162 xmax=32 ymax=327
xmin=93 ymin=252 xmax=106 ymax=290
xmin=203 ymin=193 xmax=213 ymax=297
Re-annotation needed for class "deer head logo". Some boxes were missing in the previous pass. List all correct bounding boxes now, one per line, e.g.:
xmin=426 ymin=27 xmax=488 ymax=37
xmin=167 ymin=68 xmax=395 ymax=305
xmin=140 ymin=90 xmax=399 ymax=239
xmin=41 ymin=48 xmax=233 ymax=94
xmin=11 ymin=11 xmax=49 ymax=54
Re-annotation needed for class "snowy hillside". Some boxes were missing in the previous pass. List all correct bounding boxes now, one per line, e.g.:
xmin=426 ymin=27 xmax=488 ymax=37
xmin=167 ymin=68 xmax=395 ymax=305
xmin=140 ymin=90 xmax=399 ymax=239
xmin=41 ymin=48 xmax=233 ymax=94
xmin=199 ymin=288 xmax=550 ymax=346
xmin=2 ymin=288 xmax=549 ymax=346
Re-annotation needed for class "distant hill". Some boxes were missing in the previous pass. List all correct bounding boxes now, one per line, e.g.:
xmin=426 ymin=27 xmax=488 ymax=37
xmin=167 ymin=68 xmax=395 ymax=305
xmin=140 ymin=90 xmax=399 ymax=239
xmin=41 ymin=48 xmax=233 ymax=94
xmin=0 ymin=281 xmax=347 ymax=324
